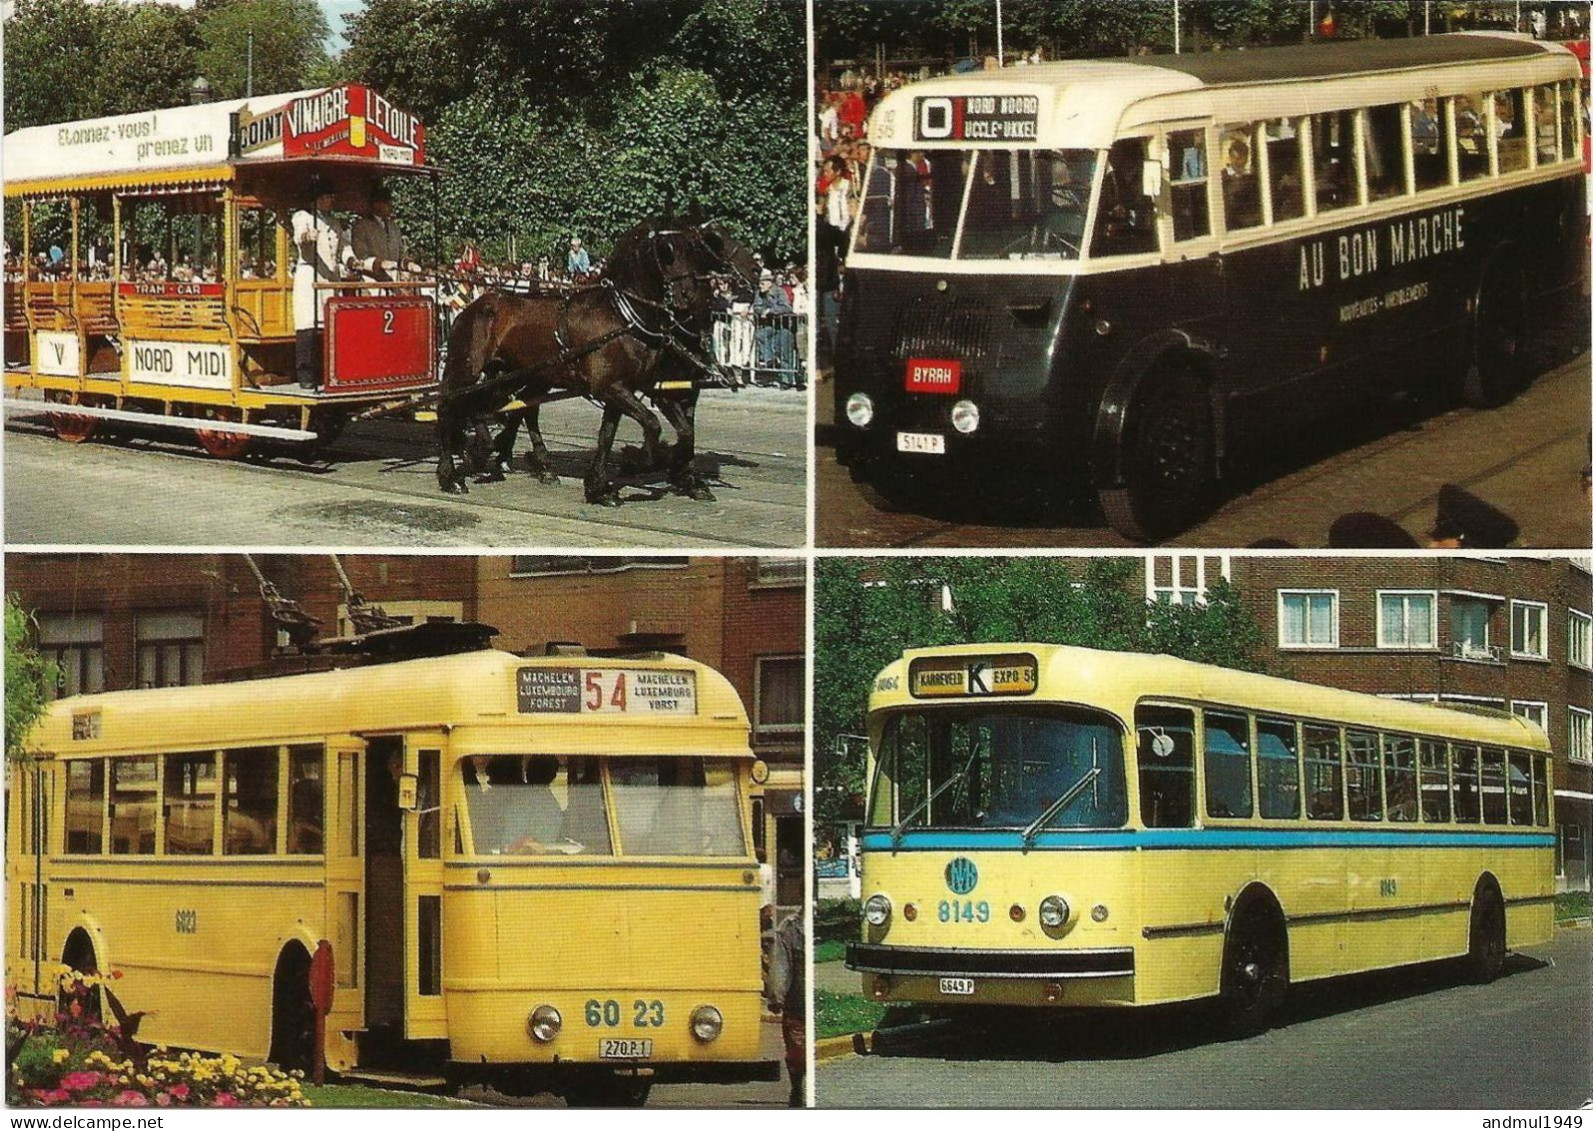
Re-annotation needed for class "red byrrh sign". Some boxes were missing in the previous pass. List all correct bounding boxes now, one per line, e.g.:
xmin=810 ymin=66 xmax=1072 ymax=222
xmin=324 ymin=295 xmax=435 ymax=392
xmin=905 ymin=357 xmax=962 ymax=394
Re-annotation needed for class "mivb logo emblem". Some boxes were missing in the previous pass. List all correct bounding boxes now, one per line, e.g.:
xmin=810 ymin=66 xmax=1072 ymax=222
xmin=945 ymin=857 xmax=979 ymax=895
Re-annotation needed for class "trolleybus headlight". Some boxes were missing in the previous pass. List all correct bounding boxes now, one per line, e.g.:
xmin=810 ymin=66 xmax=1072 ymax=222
xmin=690 ymin=1005 xmax=724 ymax=1043
xmin=1039 ymin=895 xmax=1070 ymax=930
xmin=950 ymin=400 xmax=980 ymax=435
xmin=863 ymin=893 xmax=892 ymax=926
xmin=845 ymin=393 xmax=875 ymax=428
xmin=528 ymin=1004 xmax=562 ymax=1042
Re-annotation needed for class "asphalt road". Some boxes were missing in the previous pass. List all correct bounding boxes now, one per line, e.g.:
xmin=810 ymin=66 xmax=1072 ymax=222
xmin=815 ymin=349 xmax=1592 ymax=549
xmin=3 ymin=387 xmax=807 ymax=548
xmin=816 ymin=928 xmax=1592 ymax=1109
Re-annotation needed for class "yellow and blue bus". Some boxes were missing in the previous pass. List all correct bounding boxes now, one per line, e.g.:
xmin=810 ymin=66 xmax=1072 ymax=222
xmin=847 ymin=644 xmax=1556 ymax=1034
xmin=6 ymin=644 xmax=777 ymax=1105
xmin=833 ymin=34 xmax=1587 ymax=541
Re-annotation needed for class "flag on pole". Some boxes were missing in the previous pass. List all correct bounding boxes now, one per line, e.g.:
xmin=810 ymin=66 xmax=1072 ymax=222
xmin=1318 ymin=5 xmax=1337 ymax=37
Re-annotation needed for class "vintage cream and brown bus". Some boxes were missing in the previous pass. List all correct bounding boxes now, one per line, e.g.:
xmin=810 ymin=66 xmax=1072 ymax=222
xmin=3 ymin=84 xmax=436 ymax=458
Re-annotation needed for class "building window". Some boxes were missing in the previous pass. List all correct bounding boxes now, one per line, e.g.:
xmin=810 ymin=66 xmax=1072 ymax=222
xmin=135 ymin=610 xmax=204 ymax=689
xmin=1558 ymin=823 xmax=1582 ymax=878
xmin=1279 ymin=590 xmax=1337 ymax=648
xmin=752 ymin=558 xmax=804 ymax=588
xmin=38 ymin=613 xmax=105 ymax=700
xmin=1449 ymin=598 xmax=1496 ymax=661
xmin=1377 ymin=591 xmax=1436 ymax=649
xmin=1509 ymin=601 xmax=1548 ymax=660
xmin=1569 ymin=706 xmax=1592 ymax=765
xmin=1569 ymin=609 xmax=1591 ymax=670
xmin=508 ymin=556 xmax=688 ymax=577
xmin=1148 ymin=554 xmax=1230 ymax=606
xmin=754 ymin=656 xmax=804 ymax=738
xmin=1509 ymin=701 xmax=1548 ymax=732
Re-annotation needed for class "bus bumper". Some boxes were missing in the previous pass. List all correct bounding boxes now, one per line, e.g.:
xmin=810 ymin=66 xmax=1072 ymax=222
xmin=846 ymin=941 xmax=1138 ymax=1008
xmin=444 ymin=1058 xmax=782 ymax=1089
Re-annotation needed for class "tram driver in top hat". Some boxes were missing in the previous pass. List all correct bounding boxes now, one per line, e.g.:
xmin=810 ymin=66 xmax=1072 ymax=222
xmin=291 ymin=174 xmax=359 ymax=390
xmin=352 ymin=185 xmax=421 ymax=281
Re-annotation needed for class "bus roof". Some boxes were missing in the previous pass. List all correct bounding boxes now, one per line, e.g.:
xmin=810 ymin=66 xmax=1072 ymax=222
xmin=4 ymin=83 xmax=427 ymax=198
xmin=868 ymin=643 xmax=1552 ymax=753
xmin=33 ymin=649 xmax=751 ymax=759
xmin=867 ymin=32 xmax=1580 ymax=150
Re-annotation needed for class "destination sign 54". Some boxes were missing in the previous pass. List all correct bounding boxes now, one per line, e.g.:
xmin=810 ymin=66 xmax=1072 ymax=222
xmin=915 ymin=95 xmax=1040 ymax=142
xmin=517 ymin=668 xmax=698 ymax=715
xmin=909 ymin=653 xmax=1039 ymax=698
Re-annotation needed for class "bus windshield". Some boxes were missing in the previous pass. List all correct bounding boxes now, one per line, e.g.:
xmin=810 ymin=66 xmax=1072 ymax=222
xmin=867 ymin=706 xmax=1127 ymax=831
xmin=461 ymin=755 xmax=745 ymax=858
xmin=855 ymin=148 xmax=1098 ymax=261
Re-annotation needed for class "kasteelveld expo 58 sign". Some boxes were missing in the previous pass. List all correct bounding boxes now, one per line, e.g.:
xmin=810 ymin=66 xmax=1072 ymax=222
xmin=235 ymin=85 xmax=425 ymax=167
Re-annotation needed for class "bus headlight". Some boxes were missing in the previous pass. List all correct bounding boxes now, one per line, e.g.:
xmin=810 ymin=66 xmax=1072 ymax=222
xmin=950 ymin=399 xmax=980 ymax=434
xmin=845 ymin=392 xmax=875 ymax=428
xmin=527 ymin=1004 xmax=562 ymax=1042
xmin=1039 ymin=895 xmax=1070 ymax=930
xmin=863 ymin=893 xmax=892 ymax=926
xmin=690 ymin=1005 xmax=723 ymax=1043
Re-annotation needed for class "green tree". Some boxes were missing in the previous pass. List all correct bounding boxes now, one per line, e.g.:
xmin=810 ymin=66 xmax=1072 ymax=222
xmin=5 ymin=596 xmax=58 ymax=764
xmin=812 ymin=557 xmax=1270 ymax=827
xmin=193 ymin=0 xmax=331 ymax=99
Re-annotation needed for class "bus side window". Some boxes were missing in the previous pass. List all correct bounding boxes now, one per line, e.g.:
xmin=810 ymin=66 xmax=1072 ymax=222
xmin=1456 ymin=92 xmax=1492 ymax=182
xmin=1202 ymin=710 xmax=1252 ymax=819
xmin=109 ymin=757 xmax=157 ymax=854
xmin=1557 ymin=82 xmax=1578 ymax=163
xmin=1256 ymin=717 xmax=1299 ymax=819
xmin=1136 ymin=705 xmax=1194 ymax=828
xmin=287 ymin=745 xmax=324 ymax=855
xmin=1418 ymin=739 xmax=1450 ymax=823
xmin=1532 ymin=85 xmax=1558 ymax=166
xmin=1219 ymin=126 xmax=1261 ymax=231
xmin=1411 ymin=97 xmax=1450 ymax=191
xmin=1383 ymin=735 xmax=1417 ymax=823
xmin=1532 ymin=755 xmax=1549 ymax=826
xmin=223 ymin=747 xmax=279 ymax=854
xmin=1312 ymin=111 xmax=1357 ymax=213
xmin=1452 ymin=744 xmax=1481 ymax=823
xmin=65 ymin=760 xmax=106 ymax=854
xmin=1345 ymin=730 xmax=1382 ymax=821
xmin=1492 ymin=89 xmax=1530 ymax=173
xmin=1506 ymin=752 xmax=1533 ymax=826
xmin=1263 ymin=117 xmax=1305 ymax=223
xmin=164 ymin=752 xmax=216 ymax=855
xmin=1167 ymin=128 xmax=1210 ymax=242
xmin=1303 ymin=724 xmax=1343 ymax=821
xmin=1479 ymin=746 xmax=1507 ymax=825
xmin=1363 ymin=103 xmax=1408 ymax=201
xmin=416 ymin=749 xmax=440 ymax=858
xmin=1092 ymin=137 xmax=1158 ymax=257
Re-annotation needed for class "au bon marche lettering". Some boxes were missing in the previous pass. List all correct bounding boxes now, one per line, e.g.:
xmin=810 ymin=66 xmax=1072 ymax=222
xmin=1299 ymin=204 xmax=1465 ymax=292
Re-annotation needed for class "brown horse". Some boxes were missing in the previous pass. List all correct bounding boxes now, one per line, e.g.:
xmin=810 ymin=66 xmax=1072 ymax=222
xmin=435 ymin=218 xmax=756 ymax=504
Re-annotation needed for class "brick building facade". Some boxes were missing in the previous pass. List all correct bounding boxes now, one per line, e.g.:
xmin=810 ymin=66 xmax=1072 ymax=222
xmin=7 ymin=552 xmax=807 ymax=907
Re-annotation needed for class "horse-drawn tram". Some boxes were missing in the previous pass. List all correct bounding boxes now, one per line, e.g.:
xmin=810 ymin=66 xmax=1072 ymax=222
xmin=3 ymin=84 xmax=436 ymax=457
xmin=833 ymin=33 xmax=1587 ymax=542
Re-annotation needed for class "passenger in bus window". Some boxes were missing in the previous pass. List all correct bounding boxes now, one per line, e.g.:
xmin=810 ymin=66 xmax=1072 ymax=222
xmin=1221 ymin=135 xmax=1261 ymax=230
xmin=1093 ymin=138 xmax=1156 ymax=256
xmin=897 ymin=150 xmax=936 ymax=253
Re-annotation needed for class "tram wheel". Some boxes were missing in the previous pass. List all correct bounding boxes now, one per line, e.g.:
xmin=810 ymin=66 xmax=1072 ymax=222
xmin=59 ymin=929 xmax=103 ymax=1022
xmin=1464 ymin=881 xmax=1506 ymax=985
xmin=195 ymin=408 xmax=252 ymax=460
xmin=1098 ymin=362 xmax=1213 ymax=544
xmin=44 ymin=392 xmax=99 ymax=444
xmin=1463 ymin=265 xmax=1529 ymax=409
xmin=1217 ymin=902 xmax=1288 ymax=1038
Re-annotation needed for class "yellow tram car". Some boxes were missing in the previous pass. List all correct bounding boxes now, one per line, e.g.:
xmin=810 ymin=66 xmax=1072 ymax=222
xmin=6 ymin=646 xmax=778 ymax=1105
xmin=3 ymin=84 xmax=437 ymax=457
xmin=849 ymin=644 xmax=1556 ymax=1034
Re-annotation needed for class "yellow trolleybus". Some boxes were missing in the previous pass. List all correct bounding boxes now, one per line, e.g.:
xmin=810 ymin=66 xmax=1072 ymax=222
xmin=6 ymin=643 xmax=777 ymax=1104
xmin=3 ymin=84 xmax=436 ymax=457
xmin=847 ymin=644 xmax=1556 ymax=1034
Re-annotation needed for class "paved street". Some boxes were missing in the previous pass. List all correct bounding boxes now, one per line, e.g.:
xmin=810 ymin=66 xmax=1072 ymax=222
xmin=816 ymin=350 xmax=1591 ymax=549
xmin=817 ymin=928 xmax=1592 ymax=1108
xmin=4 ymin=387 xmax=807 ymax=548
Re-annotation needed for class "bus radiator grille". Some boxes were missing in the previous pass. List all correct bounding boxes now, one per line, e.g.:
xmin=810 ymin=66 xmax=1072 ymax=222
xmin=891 ymin=296 xmax=996 ymax=363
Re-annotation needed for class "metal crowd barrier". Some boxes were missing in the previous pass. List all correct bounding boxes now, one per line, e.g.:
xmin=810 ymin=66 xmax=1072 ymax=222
xmin=710 ymin=309 xmax=807 ymax=388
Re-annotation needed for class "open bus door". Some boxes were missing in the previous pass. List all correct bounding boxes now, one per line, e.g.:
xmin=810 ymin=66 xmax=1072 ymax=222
xmin=323 ymin=739 xmax=365 ymax=1072
xmin=402 ymin=733 xmax=447 ymax=1041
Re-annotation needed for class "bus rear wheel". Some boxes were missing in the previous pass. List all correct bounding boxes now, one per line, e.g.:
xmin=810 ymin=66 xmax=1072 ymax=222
xmin=1098 ymin=363 xmax=1213 ymax=544
xmin=1463 ymin=266 xmax=1529 ymax=408
xmin=1217 ymin=910 xmax=1288 ymax=1038
xmin=59 ymin=930 xmax=102 ymax=1021
xmin=563 ymin=1072 xmax=652 ymax=1108
xmin=1464 ymin=883 xmax=1506 ymax=985
xmin=269 ymin=945 xmax=317 ymax=1074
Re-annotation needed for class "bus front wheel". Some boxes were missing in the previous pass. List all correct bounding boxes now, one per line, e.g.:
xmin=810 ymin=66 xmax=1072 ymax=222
xmin=269 ymin=945 xmax=317 ymax=1074
xmin=1217 ymin=909 xmax=1288 ymax=1038
xmin=1098 ymin=363 xmax=1213 ymax=544
xmin=1465 ymin=883 xmax=1506 ymax=985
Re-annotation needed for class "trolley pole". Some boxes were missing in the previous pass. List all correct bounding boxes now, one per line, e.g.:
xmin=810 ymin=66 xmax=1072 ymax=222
xmin=247 ymin=31 xmax=254 ymax=98
xmin=995 ymin=0 xmax=1004 ymax=66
